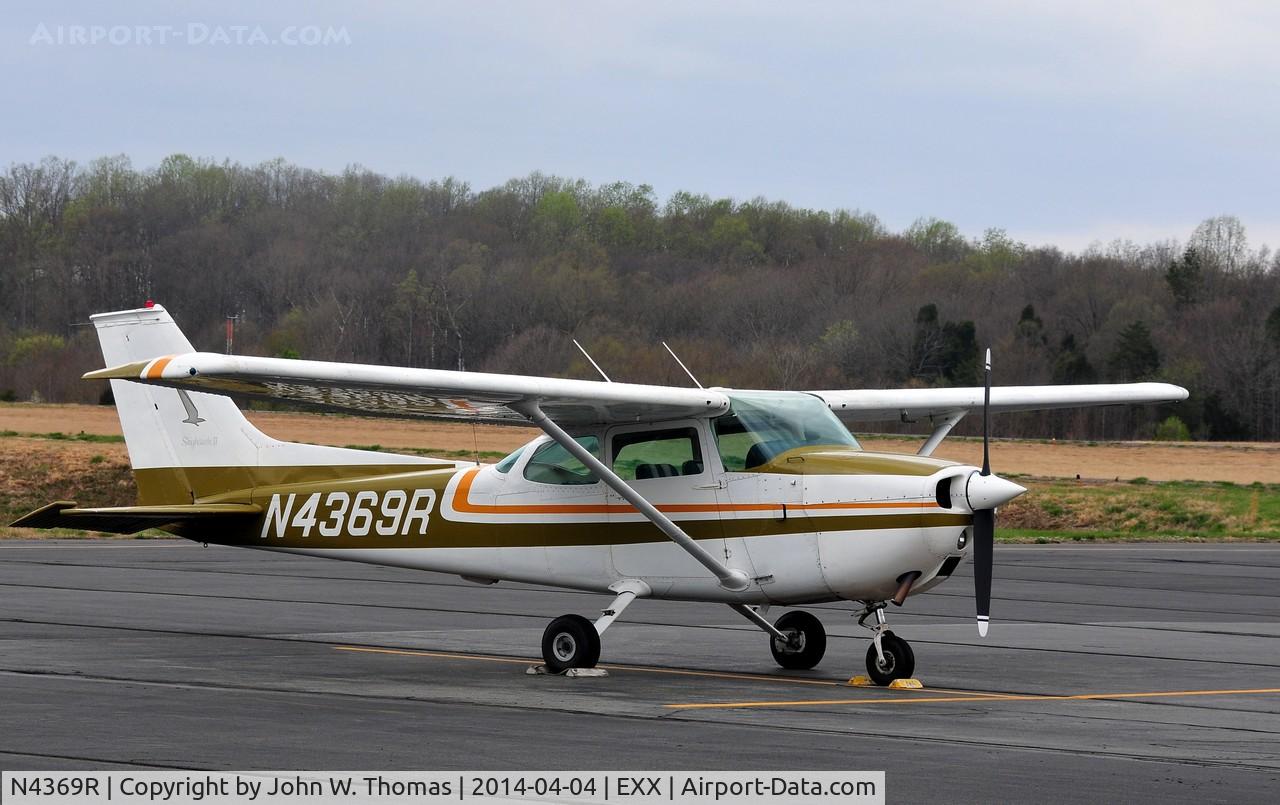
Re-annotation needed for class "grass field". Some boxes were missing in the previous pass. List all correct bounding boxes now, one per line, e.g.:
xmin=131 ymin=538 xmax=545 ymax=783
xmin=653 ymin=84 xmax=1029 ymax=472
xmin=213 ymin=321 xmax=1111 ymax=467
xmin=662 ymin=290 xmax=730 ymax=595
xmin=2 ymin=403 xmax=1278 ymax=541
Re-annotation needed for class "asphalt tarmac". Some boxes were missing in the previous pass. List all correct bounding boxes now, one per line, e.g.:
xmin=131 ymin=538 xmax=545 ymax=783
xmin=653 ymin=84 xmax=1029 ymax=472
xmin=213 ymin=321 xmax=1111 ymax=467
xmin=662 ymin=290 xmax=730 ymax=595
xmin=1 ymin=540 xmax=1277 ymax=803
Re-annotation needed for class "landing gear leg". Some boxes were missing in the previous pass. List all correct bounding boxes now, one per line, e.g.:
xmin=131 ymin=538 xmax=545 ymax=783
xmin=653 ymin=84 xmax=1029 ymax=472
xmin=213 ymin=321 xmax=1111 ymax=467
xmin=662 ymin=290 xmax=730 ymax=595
xmin=540 ymin=580 xmax=649 ymax=673
xmin=856 ymin=601 xmax=915 ymax=686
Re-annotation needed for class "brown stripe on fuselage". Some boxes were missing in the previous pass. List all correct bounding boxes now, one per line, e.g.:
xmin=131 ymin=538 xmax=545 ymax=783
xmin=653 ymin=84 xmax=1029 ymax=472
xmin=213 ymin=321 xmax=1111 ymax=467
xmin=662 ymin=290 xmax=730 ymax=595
xmin=149 ymin=464 xmax=971 ymax=550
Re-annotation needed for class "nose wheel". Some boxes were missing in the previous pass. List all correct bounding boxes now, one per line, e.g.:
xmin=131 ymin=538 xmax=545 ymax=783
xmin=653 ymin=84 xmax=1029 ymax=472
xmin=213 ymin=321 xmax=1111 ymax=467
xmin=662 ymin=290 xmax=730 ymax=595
xmin=864 ymin=631 xmax=915 ymax=686
xmin=856 ymin=601 xmax=916 ymax=686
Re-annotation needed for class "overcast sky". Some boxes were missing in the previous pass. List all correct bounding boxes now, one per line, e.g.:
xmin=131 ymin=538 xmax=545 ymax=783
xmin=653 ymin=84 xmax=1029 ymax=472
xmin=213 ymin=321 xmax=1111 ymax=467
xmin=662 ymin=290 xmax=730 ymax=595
xmin=4 ymin=1 xmax=1277 ymax=252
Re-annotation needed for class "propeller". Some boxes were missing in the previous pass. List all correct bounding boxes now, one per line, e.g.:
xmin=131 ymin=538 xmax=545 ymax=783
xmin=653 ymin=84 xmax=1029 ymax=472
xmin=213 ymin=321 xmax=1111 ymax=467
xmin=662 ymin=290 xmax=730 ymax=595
xmin=954 ymin=349 xmax=1024 ymax=636
xmin=976 ymin=348 xmax=992 ymax=636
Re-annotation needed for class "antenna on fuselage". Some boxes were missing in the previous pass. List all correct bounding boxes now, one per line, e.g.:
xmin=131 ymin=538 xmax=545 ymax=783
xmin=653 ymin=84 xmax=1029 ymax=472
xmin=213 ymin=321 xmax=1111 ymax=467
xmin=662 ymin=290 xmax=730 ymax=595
xmin=572 ymin=339 xmax=612 ymax=383
xmin=662 ymin=341 xmax=704 ymax=389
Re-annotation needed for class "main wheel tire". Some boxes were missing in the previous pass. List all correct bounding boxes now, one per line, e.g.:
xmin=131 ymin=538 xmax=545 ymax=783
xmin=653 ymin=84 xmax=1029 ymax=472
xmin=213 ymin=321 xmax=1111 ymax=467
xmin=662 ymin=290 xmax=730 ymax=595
xmin=769 ymin=610 xmax=827 ymax=670
xmin=864 ymin=631 xmax=915 ymax=686
xmin=541 ymin=614 xmax=601 ymax=673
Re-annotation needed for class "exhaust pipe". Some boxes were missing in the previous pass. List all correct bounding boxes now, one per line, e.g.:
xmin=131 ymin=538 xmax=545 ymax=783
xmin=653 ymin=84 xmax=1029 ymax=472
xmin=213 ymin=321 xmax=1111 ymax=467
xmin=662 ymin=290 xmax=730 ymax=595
xmin=892 ymin=571 xmax=922 ymax=606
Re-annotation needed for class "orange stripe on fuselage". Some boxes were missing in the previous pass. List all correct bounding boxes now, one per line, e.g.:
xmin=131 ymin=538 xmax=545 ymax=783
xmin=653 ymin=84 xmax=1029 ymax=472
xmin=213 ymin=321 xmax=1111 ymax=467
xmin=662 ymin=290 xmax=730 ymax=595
xmin=145 ymin=355 xmax=175 ymax=379
xmin=449 ymin=467 xmax=940 ymax=516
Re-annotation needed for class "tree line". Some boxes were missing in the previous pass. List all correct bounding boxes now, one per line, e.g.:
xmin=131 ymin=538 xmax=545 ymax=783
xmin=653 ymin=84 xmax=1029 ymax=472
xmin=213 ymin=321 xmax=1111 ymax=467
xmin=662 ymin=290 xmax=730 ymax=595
xmin=2 ymin=154 xmax=1278 ymax=441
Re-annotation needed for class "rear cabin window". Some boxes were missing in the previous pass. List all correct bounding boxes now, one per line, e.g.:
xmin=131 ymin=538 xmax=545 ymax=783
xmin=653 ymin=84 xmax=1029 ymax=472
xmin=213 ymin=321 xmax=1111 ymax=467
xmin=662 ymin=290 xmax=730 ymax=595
xmin=523 ymin=436 xmax=600 ymax=486
xmin=611 ymin=428 xmax=704 ymax=480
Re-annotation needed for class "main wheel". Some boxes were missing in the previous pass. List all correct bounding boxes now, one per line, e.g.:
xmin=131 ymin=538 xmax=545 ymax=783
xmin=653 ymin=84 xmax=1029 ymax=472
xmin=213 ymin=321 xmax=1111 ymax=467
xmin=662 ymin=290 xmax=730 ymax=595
xmin=769 ymin=610 xmax=827 ymax=670
xmin=864 ymin=631 xmax=915 ymax=686
xmin=541 ymin=614 xmax=601 ymax=673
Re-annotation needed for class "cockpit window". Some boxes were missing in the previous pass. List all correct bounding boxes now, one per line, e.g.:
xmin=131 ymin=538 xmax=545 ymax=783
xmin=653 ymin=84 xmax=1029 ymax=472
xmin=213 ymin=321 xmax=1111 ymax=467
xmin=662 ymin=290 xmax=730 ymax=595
xmin=523 ymin=436 xmax=601 ymax=485
xmin=714 ymin=391 xmax=860 ymax=471
xmin=493 ymin=446 xmax=525 ymax=473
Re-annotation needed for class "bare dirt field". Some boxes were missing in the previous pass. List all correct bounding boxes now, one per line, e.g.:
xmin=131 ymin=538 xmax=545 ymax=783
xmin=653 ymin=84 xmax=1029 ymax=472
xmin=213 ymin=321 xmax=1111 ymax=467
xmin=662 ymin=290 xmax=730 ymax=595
xmin=3 ymin=403 xmax=1277 ymax=484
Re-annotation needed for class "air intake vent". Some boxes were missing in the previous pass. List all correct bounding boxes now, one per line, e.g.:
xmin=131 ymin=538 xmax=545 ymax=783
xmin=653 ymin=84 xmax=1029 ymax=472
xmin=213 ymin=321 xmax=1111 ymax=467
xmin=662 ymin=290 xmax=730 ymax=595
xmin=935 ymin=477 xmax=953 ymax=509
xmin=937 ymin=555 xmax=963 ymax=577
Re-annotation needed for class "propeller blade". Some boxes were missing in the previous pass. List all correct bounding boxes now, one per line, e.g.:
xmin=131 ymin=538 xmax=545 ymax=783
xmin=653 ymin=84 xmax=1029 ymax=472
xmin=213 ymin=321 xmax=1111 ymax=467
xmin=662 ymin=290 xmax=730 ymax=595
xmin=981 ymin=347 xmax=991 ymax=476
xmin=973 ymin=506 xmax=994 ymax=636
xmin=976 ymin=346 xmax=994 ymax=636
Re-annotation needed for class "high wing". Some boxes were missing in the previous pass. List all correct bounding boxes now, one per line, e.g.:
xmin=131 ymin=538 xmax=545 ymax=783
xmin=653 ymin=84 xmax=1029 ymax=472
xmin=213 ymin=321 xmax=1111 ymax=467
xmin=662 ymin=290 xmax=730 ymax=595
xmin=85 ymin=352 xmax=730 ymax=427
xmin=811 ymin=383 xmax=1189 ymax=423
xmin=811 ymin=381 xmax=1187 ymax=457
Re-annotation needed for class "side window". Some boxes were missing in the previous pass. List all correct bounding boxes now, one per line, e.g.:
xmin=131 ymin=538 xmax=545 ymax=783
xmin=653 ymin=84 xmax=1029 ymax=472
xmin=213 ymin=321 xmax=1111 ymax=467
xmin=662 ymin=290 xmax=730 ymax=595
xmin=523 ymin=436 xmax=600 ymax=486
xmin=493 ymin=446 xmax=524 ymax=473
xmin=612 ymin=428 xmax=704 ymax=481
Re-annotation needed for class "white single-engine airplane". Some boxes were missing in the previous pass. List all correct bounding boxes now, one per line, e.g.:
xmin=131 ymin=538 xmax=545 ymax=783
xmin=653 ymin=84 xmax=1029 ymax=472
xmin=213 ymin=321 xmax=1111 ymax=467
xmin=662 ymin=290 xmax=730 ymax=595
xmin=15 ymin=305 xmax=1187 ymax=682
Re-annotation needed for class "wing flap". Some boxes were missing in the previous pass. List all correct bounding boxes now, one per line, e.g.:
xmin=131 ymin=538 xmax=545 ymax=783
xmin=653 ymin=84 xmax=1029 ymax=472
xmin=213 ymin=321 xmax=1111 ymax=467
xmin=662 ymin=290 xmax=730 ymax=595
xmin=11 ymin=501 xmax=262 ymax=535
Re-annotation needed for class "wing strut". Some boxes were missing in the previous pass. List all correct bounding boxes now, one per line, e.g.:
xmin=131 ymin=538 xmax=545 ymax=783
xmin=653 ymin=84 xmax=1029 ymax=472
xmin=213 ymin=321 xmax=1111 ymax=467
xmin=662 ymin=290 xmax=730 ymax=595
xmin=917 ymin=410 xmax=967 ymax=456
xmin=512 ymin=401 xmax=750 ymax=592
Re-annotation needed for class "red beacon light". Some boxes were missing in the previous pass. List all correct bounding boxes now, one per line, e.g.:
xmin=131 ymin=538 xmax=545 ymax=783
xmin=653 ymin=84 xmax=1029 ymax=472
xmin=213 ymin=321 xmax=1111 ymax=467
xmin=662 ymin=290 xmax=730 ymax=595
xmin=143 ymin=299 xmax=155 ymax=308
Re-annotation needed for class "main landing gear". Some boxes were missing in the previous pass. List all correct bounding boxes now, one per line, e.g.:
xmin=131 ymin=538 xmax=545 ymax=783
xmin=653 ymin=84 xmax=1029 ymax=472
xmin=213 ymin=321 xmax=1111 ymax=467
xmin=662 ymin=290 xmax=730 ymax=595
xmin=856 ymin=601 xmax=915 ymax=686
xmin=541 ymin=614 xmax=601 ymax=673
xmin=768 ymin=610 xmax=827 ymax=670
xmin=540 ymin=580 xmax=649 ymax=673
xmin=729 ymin=604 xmax=827 ymax=670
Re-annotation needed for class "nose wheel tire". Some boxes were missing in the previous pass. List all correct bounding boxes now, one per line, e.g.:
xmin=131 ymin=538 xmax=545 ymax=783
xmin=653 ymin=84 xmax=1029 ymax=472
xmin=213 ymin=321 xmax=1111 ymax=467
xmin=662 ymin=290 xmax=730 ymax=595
xmin=865 ymin=631 xmax=915 ymax=686
xmin=769 ymin=610 xmax=827 ymax=670
xmin=541 ymin=614 xmax=602 ymax=673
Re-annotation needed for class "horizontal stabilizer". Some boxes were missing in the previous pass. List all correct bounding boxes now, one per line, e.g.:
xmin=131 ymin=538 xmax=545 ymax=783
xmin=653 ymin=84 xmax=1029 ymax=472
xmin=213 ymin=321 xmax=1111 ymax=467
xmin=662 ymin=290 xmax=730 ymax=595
xmin=11 ymin=501 xmax=261 ymax=535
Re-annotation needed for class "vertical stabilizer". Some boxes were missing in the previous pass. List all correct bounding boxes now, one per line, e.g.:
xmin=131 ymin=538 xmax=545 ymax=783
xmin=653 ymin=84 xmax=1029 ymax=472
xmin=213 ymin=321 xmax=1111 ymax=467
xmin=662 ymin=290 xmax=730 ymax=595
xmin=90 ymin=305 xmax=437 ymax=504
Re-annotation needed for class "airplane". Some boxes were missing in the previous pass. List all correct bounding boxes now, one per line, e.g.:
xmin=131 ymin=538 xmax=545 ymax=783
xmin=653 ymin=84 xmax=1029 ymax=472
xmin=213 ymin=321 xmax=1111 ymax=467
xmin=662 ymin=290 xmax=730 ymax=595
xmin=13 ymin=304 xmax=1188 ymax=683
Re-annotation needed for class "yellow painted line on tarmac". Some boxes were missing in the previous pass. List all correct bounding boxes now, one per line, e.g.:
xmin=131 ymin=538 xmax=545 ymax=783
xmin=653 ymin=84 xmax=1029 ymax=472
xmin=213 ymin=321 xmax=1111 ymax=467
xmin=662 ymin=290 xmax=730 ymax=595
xmin=665 ymin=687 xmax=1280 ymax=711
xmin=336 ymin=645 xmax=537 ymax=666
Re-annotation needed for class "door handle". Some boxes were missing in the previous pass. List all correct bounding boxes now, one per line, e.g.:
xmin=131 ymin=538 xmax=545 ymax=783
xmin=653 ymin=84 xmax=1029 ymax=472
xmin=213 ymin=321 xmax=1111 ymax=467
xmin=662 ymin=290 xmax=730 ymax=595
xmin=693 ymin=480 xmax=726 ymax=490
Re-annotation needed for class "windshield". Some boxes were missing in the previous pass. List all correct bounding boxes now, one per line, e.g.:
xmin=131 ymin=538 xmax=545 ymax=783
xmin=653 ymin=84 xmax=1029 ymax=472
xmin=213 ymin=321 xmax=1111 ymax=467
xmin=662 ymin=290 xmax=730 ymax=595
xmin=714 ymin=391 xmax=860 ymax=471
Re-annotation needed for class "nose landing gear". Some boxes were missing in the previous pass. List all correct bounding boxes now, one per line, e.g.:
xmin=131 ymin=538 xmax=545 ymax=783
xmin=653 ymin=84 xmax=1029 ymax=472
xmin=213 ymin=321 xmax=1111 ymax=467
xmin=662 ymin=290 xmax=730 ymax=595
xmin=857 ymin=601 xmax=916 ymax=686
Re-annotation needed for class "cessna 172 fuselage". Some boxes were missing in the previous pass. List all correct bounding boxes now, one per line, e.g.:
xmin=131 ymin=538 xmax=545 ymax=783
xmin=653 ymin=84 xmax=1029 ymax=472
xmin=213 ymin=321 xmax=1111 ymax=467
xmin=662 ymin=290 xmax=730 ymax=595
xmin=14 ymin=305 xmax=1186 ymax=683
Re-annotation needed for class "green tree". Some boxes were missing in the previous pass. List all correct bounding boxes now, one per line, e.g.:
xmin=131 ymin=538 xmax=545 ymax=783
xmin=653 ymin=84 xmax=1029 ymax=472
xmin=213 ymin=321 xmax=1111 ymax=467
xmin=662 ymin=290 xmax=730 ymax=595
xmin=1107 ymin=320 xmax=1160 ymax=381
xmin=594 ymin=206 xmax=635 ymax=252
xmin=1266 ymin=304 xmax=1280 ymax=351
xmin=1165 ymin=247 xmax=1202 ymax=308
xmin=389 ymin=269 xmax=430 ymax=365
xmin=531 ymin=191 xmax=582 ymax=249
xmin=708 ymin=213 xmax=763 ymax=264
xmin=905 ymin=217 xmax=967 ymax=262
xmin=1015 ymin=304 xmax=1046 ymax=346
xmin=909 ymin=304 xmax=978 ymax=384
xmin=939 ymin=320 xmax=979 ymax=385
xmin=1052 ymin=334 xmax=1097 ymax=384
xmin=1154 ymin=416 xmax=1191 ymax=441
